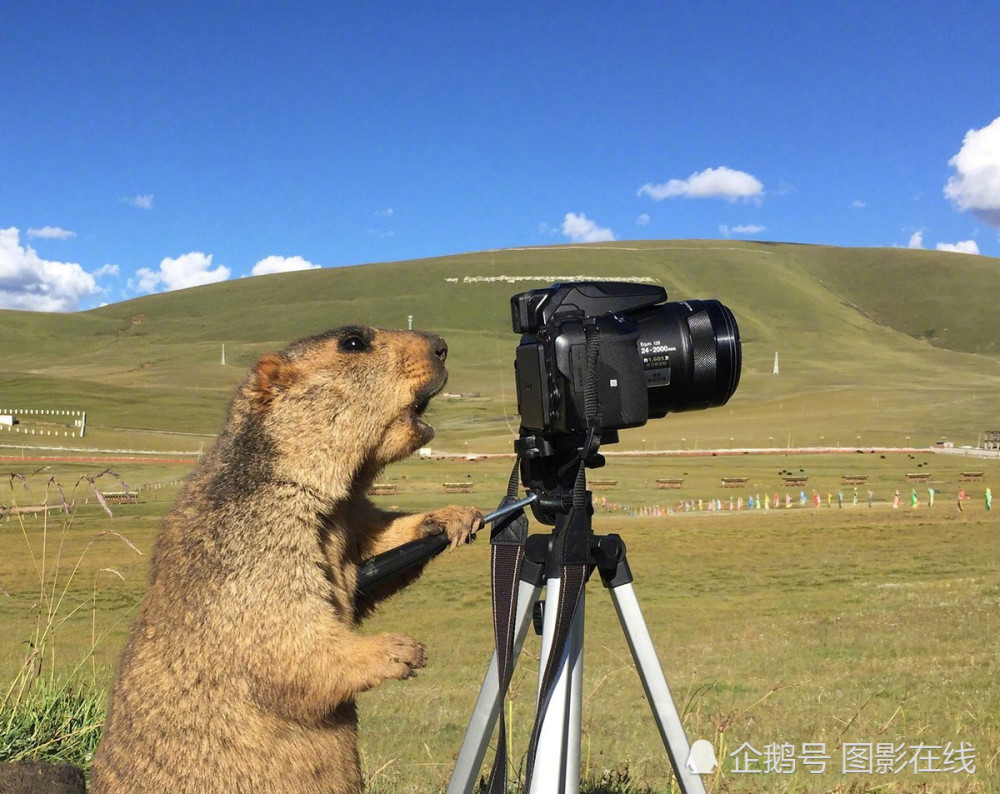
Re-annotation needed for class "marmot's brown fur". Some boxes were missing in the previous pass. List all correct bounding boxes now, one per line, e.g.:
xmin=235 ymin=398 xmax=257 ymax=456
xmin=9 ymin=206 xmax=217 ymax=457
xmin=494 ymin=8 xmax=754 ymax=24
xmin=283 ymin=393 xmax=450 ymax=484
xmin=91 ymin=326 xmax=482 ymax=794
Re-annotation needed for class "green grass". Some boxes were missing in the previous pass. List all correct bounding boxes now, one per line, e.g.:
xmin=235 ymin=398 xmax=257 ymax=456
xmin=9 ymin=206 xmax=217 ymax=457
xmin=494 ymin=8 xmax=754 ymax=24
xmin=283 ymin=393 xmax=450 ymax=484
xmin=1 ymin=680 xmax=105 ymax=770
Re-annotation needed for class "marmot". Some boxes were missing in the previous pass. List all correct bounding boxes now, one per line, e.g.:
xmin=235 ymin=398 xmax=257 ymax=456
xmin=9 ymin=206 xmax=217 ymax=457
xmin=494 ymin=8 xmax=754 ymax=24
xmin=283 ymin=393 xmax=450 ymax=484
xmin=91 ymin=326 xmax=482 ymax=793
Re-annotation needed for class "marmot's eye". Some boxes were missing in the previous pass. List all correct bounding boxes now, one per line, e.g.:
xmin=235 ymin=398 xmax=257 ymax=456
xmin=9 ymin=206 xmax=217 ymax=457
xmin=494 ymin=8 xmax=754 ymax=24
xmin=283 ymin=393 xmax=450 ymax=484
xmin=339 ymin=334 xmax=370 ymax=353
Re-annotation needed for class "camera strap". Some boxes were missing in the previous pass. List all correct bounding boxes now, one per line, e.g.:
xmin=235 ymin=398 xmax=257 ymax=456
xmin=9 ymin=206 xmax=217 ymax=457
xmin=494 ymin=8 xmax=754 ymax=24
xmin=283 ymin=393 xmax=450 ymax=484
xmin=522 ymin=321 xmax=601 ymax=789
xmin=522 ymin=440 xmax=592 ymax=790
xmin=489 ymin=321 xmax=602 ymax=791
xmin=485 ymin=456 xmax=529 ymax=794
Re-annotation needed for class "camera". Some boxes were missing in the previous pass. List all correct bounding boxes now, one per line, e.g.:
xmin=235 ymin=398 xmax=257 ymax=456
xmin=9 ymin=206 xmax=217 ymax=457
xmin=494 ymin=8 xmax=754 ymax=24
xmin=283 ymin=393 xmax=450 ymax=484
xmin=512 ymin=281 xmax=741 ymax=434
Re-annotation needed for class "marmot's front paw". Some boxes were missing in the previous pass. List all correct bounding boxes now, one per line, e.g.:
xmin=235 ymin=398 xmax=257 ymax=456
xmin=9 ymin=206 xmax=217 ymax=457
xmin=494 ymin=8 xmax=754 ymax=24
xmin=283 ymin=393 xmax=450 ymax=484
xmin=420 ymin=505 xmax=483 ymax=549
xmin=375 ymin=633 xmax=427 ymax=680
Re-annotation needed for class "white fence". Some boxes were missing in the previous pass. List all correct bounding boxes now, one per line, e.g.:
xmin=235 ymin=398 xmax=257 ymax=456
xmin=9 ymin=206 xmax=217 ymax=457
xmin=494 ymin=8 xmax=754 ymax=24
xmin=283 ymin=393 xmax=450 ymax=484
xmin=0 ymin=409 xmax=86 ymax=438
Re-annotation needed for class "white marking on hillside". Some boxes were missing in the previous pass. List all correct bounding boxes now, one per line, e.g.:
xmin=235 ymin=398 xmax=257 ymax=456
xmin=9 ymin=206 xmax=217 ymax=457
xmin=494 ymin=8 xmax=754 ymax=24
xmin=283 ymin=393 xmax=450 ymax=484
xmin=445 ymin=244 xmax=773 ymax=283
xmin=486 ymin=245 xmax=775 ymax=254
xmin=445 ymin=275 xmax=660 ymax=285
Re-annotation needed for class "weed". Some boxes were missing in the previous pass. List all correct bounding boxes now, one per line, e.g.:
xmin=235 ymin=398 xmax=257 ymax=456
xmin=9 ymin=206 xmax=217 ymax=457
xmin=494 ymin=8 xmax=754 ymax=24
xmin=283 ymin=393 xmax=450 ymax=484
xmin=0 ymin=678 xmax=105 ymax=768
xmin=0 ymin=471 xmax=141 ymax=775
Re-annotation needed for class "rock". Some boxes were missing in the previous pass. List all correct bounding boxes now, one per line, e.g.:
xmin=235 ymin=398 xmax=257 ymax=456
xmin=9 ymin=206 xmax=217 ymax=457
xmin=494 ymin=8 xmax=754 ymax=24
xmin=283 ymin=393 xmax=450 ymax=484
xmin=0 ymin=763 xmax=86 ymax=794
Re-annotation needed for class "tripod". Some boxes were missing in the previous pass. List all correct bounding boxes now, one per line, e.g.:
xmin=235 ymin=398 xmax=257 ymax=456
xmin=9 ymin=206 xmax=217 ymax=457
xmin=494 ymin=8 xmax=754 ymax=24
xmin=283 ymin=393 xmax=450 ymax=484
xmin=445 ymin=433 xmax=708 ymax=794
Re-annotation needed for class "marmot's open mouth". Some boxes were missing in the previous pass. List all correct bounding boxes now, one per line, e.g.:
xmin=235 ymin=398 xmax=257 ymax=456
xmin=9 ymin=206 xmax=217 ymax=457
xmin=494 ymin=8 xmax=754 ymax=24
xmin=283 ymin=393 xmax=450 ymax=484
xmin=409 ymin=372 xmax=447 ymax=444
xmin=412 ymin=392 xmax=433 ymax=417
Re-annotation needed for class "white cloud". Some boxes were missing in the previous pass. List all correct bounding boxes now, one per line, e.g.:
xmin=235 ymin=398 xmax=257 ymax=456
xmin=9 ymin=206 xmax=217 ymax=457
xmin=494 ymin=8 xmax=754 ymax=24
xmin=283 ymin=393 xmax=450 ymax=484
xmin=126 ymin=194 xmax=155 ymax=210
xmin=720 ymin=223 xmax=766 ymax=236
xmin=134 ymin=268 xmax=160 ymax=294
xmin=251 ymin=255 xmax=322 ymax=276
xmin=95 ymin=263 xmax=120 ymax=277
xmin=944 ymin=116 xmax=1000 ymax=228
xmin=636 ymin=213 xmax=650 ymax=226
xmin=27 ymin=226 xmax=76 ymax=240
xmin=375 ymin=208 xmax=394 ymax=218
xmin=935 ymin=240 xmax=980 ymax=255
xmin=638 ymin=167 xmax=764 ymax=203
xmin=908 ymin=230 xmax=924 ymax=249
xmin=135 ymin=251 xmax=230 ymax=294
xmin=0 ymin=227 xmax=99 ymax=311
xmin=851 ymin=200 xmax=867 ymax=209
xmin=561 ymin=212 xmax=615 ymax=243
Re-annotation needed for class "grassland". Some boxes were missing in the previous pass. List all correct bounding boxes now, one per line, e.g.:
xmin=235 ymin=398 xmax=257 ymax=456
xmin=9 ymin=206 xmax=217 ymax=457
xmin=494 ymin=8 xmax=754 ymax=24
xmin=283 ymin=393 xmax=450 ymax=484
xmin=2 ymin=453 xmax=998 ymax=792
xmin=1 ymin=240 xmax=999 ymax=791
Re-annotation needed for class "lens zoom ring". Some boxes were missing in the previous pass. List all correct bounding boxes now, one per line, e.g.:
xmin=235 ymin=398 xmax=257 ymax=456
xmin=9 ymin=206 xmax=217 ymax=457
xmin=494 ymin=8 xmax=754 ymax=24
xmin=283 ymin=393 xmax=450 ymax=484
xmin=687 ymin=309 xmax=716 ymax=398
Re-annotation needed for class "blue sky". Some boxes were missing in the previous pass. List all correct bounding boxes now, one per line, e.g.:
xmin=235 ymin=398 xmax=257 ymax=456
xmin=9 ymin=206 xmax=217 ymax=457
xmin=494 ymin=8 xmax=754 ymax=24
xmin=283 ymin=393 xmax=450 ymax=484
xmin=2 ymin=1 xmax=999 ymax=311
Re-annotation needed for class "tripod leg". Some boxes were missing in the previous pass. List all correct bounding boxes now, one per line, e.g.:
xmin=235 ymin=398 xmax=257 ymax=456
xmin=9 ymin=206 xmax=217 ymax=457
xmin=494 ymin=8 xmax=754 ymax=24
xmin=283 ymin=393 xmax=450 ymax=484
xmin=529 ymin=579 xmax=584 ymax=794
xmin=607 ymin=582 xmax=707 ymax=794
xmin=447 ymin=578 xmax=541 ymax=794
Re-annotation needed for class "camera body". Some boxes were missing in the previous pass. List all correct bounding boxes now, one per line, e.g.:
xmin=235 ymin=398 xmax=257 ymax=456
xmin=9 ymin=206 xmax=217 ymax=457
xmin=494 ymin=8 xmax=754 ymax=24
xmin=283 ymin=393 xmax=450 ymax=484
xmin=512 ymin=281 xmax=741 ymax=434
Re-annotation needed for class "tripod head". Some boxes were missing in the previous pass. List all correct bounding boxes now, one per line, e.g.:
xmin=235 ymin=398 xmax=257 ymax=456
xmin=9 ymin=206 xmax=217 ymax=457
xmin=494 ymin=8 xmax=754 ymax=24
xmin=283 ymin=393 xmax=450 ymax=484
xmin=514 ymin=428 xmax=617 ymax=526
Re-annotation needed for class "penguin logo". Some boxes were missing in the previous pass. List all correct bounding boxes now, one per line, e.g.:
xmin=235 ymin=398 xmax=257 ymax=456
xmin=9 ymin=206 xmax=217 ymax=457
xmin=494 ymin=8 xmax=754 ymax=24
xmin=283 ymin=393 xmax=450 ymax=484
xmin=685 ymin=739 xmax=718 ymax=775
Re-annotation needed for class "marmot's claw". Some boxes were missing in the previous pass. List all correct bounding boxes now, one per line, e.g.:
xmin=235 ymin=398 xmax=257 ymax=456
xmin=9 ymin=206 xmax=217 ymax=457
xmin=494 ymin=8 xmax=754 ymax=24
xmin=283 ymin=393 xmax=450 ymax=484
xmin=378 ymin=633 xmax=427 ymax=680
xmin=421 ymin=506 xmax=483 ymax=550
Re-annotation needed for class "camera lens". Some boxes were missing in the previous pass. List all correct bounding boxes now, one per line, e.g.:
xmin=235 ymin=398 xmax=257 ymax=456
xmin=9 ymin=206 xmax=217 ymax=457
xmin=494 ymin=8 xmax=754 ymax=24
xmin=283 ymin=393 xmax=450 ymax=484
xmin=633 ymin=299 xmax=741 ymax=418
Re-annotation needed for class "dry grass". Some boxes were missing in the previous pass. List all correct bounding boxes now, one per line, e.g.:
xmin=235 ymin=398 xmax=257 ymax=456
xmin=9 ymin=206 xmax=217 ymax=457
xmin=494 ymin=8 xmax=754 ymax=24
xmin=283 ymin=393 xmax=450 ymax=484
xmin=353 ymin=456 xmax=1000 ymax=793
xmin=1 ymin=457 xmax=997 ymax=792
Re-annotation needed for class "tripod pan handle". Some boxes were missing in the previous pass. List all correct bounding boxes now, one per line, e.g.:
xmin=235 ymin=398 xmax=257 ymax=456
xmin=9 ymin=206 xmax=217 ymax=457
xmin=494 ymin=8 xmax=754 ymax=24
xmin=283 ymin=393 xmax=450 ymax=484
xmin=356 ymin=534 xmax=450 ymax=597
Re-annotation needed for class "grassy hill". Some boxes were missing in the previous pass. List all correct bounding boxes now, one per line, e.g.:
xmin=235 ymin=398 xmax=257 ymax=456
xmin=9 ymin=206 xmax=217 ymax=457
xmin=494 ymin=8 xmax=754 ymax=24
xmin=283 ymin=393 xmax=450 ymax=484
xmin=2 ymin=240 xmax=999 ymax=451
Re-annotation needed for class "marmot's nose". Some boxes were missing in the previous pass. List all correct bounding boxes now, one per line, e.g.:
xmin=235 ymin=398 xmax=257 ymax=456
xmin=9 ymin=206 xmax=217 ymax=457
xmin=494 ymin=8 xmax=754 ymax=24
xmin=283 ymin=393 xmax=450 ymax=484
xmin=420 ymin=332 xmax=447 ymax=363
xmin=432 ymin=336 xmax=448 ymax=363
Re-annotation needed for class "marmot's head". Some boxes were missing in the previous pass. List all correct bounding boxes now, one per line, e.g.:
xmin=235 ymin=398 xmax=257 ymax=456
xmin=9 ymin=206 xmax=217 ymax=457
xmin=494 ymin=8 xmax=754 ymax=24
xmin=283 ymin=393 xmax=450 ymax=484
xmin=235 ymin=326 xmax=448 ymax=497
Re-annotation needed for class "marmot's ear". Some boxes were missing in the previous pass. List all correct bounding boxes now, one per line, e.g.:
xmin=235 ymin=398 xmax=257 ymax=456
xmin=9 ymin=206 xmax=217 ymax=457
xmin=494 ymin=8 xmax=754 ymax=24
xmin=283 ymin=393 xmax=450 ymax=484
xmin=250 ymin=353 xmax=298 ymax=404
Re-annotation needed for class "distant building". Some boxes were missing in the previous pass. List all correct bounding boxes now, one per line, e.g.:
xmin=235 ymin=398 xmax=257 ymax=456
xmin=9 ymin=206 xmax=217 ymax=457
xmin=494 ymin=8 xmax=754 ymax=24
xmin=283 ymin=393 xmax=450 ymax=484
xmin=984 ymin=430 xmax=1000 ymax=451
xmin=0 ymin=415 xmax=16 ymax=427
